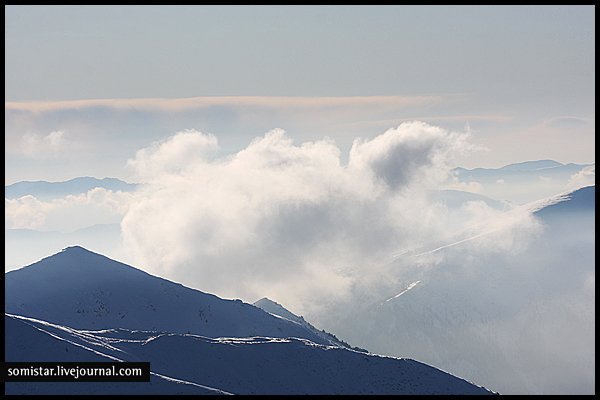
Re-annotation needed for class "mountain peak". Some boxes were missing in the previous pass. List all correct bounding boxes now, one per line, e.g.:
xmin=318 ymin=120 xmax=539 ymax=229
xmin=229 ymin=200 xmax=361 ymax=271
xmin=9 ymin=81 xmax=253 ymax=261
xmin=61 ymin=245 xmax=94 ymax=253
xmin=254 ymin=297 xmax=282 ymax=307
xmin=5 ymin=249 xmax=337 ymax=345
xmin=254 ymin=297 xmax=302 ymax=322
xmin=252 ymin=296 xmax=365 ymax=351
xmin=52 ymin=245 xmax=125 ymax=265
xmin=7 ymin=244 xmax=144 ymax=283
xmin=54 ymin=245 xmax=115 ymax=264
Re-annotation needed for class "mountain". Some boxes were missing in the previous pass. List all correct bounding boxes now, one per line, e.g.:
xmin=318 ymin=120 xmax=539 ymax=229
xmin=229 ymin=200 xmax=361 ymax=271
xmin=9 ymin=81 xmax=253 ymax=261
xmin=452 ymin=160 xmax=593 ymax=204
xmin=497 ymin=159 xmax=563 ymax=171
xmin=5 ymin=314 xmax=492 ymax=395
xmin=325 ymin=186 xmax=595 ymax=395
xmin=471 ymin=159 xmax=563 ymax=172
xmin=5 ymin=247 xmax=493 ymax=395
xmin=5 ymin=224 xmax=127 ymax=272
xmin=534 ymin=185 xmax=595 ymax=219
xmin=455 ymin=160 xmax=585 ymax=176
xmin=5 ymin=246 xmax=333 ymax=344
xmin=5 ymin=177 xmax=137 ymax=199
xmin=5 ymin=315 xmax=230 ymax=395
xmin=254 ymin=297 xmax=365 ymax=351
xmin=254 ymin=297 xmax=307 ymax=325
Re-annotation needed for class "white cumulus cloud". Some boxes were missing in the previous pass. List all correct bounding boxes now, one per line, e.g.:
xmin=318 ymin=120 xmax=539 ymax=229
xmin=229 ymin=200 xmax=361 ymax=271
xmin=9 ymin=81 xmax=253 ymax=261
xmin=120 ymin=121 xmax=537 ymax=314
xmin=127 ymin=129 xmax=219 ymax=179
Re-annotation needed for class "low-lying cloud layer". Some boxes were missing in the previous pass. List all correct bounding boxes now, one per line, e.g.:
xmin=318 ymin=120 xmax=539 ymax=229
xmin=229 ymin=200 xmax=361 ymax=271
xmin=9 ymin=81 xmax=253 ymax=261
xmin=5 ymin=188 xmax=134 ymax=232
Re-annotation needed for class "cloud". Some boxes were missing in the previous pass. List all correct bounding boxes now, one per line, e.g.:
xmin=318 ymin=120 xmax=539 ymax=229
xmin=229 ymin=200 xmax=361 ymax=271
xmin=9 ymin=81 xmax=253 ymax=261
xmin=5 ymin=96 xmax=447 ymax=113
xmin=127 ymin=129 xmax=219 ymax=179
xmin=543 ymin=116 xmax=591 ymax=128
xmin=20 ymin=130 xmax=66 ymax=157
xmin=348 ymin=122 xmax=474 ymax=190
xmin=5 ymin=188 xmax=136 ymax=232
xmin=4 ymin=195 xmax=47 ymax=229
xmin=120 ymin=121 xmax=537 ymax=313
xmin=5 ymin=95 xmax=468 ymax=183
xmin=443 ymin=179 xmax=484 ymax=193
xmin=567 ymin=164 xmax=595 ymax=190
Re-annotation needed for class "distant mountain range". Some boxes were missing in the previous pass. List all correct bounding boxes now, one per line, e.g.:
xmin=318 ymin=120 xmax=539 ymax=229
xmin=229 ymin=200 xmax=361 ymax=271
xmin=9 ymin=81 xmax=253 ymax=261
xmin=452 ymin=160 xmax=593 ymax=204
xmin=5 ymin=246 xmax=492 ymax=395
xmin=5 ymin=177 xmax=137 ymax=199
xmin=454 ymin=159 xmax=589 ymax=176
xmin=5 ymin=160 xmax=592 ymax=205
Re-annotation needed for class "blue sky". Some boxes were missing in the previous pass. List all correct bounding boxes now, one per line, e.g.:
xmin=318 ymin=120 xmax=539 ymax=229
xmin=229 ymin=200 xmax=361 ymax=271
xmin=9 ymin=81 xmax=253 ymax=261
xmin=4 ymin=5 xmax=595 ymax=182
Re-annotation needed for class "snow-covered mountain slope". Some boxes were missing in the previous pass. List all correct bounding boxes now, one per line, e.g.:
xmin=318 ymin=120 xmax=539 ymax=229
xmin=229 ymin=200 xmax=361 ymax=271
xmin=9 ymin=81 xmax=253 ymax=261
xmin=5 ymin=314 xmax=492 ymax=395
xmin=325 ymin=186 xmax=595 ymax=395
xmin=534 ymin=185 xmax=595 ymax=219
xmin=5 ymin=246 xmax=332 ymax=345
xmin=4 ymin=315 xmax=229 ymax=395
xmin=5 ymin=177 xmax=137 ymax=200
xmin=253 ymin=297 xmax=365 ymax=351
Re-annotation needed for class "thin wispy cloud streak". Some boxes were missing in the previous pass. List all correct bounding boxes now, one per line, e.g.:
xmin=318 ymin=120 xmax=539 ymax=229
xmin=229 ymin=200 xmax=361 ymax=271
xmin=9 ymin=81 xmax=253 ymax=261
xmin=5 ymin=95 xmax=449 ymax=113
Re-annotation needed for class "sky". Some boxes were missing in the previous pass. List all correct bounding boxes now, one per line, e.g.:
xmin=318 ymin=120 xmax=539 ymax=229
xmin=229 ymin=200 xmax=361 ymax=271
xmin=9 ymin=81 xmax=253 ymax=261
xmin=4 ymin=5 xmax=595 ymax=182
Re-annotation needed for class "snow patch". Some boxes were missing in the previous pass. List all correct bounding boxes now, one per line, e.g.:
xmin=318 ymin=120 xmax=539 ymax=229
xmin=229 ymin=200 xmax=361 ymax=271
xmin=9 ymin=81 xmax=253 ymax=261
xmin=386 ymin=281 xmax=421 ymax=302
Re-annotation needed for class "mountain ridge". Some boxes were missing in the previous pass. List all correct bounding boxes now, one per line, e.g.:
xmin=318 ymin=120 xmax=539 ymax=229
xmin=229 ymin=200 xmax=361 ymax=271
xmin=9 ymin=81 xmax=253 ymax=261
xmin=5 ymin=246 xmax=333 ymax=344
xmin=5 ymin=313 xmax=493 ymax=395
xmin=5 ymin=247 xmax=494 ymax=395
xmin=5 ymin=177 xmax=137 ymax=199
xmin=454 ymin=159 xmax=588 ymax=173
